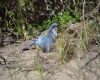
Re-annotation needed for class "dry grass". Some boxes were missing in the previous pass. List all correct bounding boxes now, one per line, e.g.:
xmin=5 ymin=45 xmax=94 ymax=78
xmin=0 ymin=20 xmax=100 ymax=80
xmin=58 ymin=20 xmax=100 ymax=63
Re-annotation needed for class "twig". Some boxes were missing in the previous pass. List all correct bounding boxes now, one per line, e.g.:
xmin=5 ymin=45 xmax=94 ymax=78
xmin=82 ymin=53 xmax=100 ymax=69
xmin=0 ymin=55 xmax=6 ymax=65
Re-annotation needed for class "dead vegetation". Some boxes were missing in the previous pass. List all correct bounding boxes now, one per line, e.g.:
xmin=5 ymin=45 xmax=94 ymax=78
xmin=0 ymin=20 xmax=100 ymax=80
xmin=0 ymin=0 xmax=100 ymax=80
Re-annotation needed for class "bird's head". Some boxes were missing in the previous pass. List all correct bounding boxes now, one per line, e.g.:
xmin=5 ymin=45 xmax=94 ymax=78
xmin=49 ymin=23 xmax=59 ymax=31
xmin=48 ymin=23 xmax=59 ymax=40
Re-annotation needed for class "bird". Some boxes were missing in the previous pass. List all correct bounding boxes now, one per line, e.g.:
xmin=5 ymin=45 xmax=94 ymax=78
xmin=29 ymin=22 xmax=59 ymax=53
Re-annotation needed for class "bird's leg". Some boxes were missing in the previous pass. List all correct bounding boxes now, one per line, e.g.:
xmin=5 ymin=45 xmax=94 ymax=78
xmin=42 ymin=45 xmax=51 ymax=60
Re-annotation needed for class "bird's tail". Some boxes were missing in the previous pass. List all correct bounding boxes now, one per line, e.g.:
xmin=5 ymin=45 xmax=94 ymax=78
xmin=21 ymin=39 xmax=37 ymax=51
xmin=29 ymin=39 xmax=37 ymax=46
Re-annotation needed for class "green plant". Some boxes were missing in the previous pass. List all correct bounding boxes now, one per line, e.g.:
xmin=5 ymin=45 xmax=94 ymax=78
xmin=35 ymin=46 xmax=44 ymax=73
xmin=59 ymin=32 xmax=75 ymax=63
xmin=79 ymin=27 xmax=88 ymax=55
xmin=38 ymin=10 xmax=81 ymax=33
xmin=59 ymin=35 xmax=65 ymax=63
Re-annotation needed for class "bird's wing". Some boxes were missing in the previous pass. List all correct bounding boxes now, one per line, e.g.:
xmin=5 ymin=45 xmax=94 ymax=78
xmin=41 ymin=30 xmax=49 ymax=36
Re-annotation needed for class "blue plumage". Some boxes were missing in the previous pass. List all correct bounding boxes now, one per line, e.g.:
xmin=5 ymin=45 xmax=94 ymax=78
xmin=30 ymin=22 xmax=59 ymax=52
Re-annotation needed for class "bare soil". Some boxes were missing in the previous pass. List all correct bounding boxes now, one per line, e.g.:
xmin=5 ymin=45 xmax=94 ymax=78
xmin=0 ymin=37 xmax=100 ymax=80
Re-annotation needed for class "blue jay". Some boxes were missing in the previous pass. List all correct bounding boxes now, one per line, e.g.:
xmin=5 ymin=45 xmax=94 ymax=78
xmin=30 ymin=23 xmax=59 ymax=53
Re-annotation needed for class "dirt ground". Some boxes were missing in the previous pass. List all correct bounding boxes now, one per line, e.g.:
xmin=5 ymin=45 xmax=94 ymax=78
xmin=0 ymin=38 xmax=100 ymax=80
